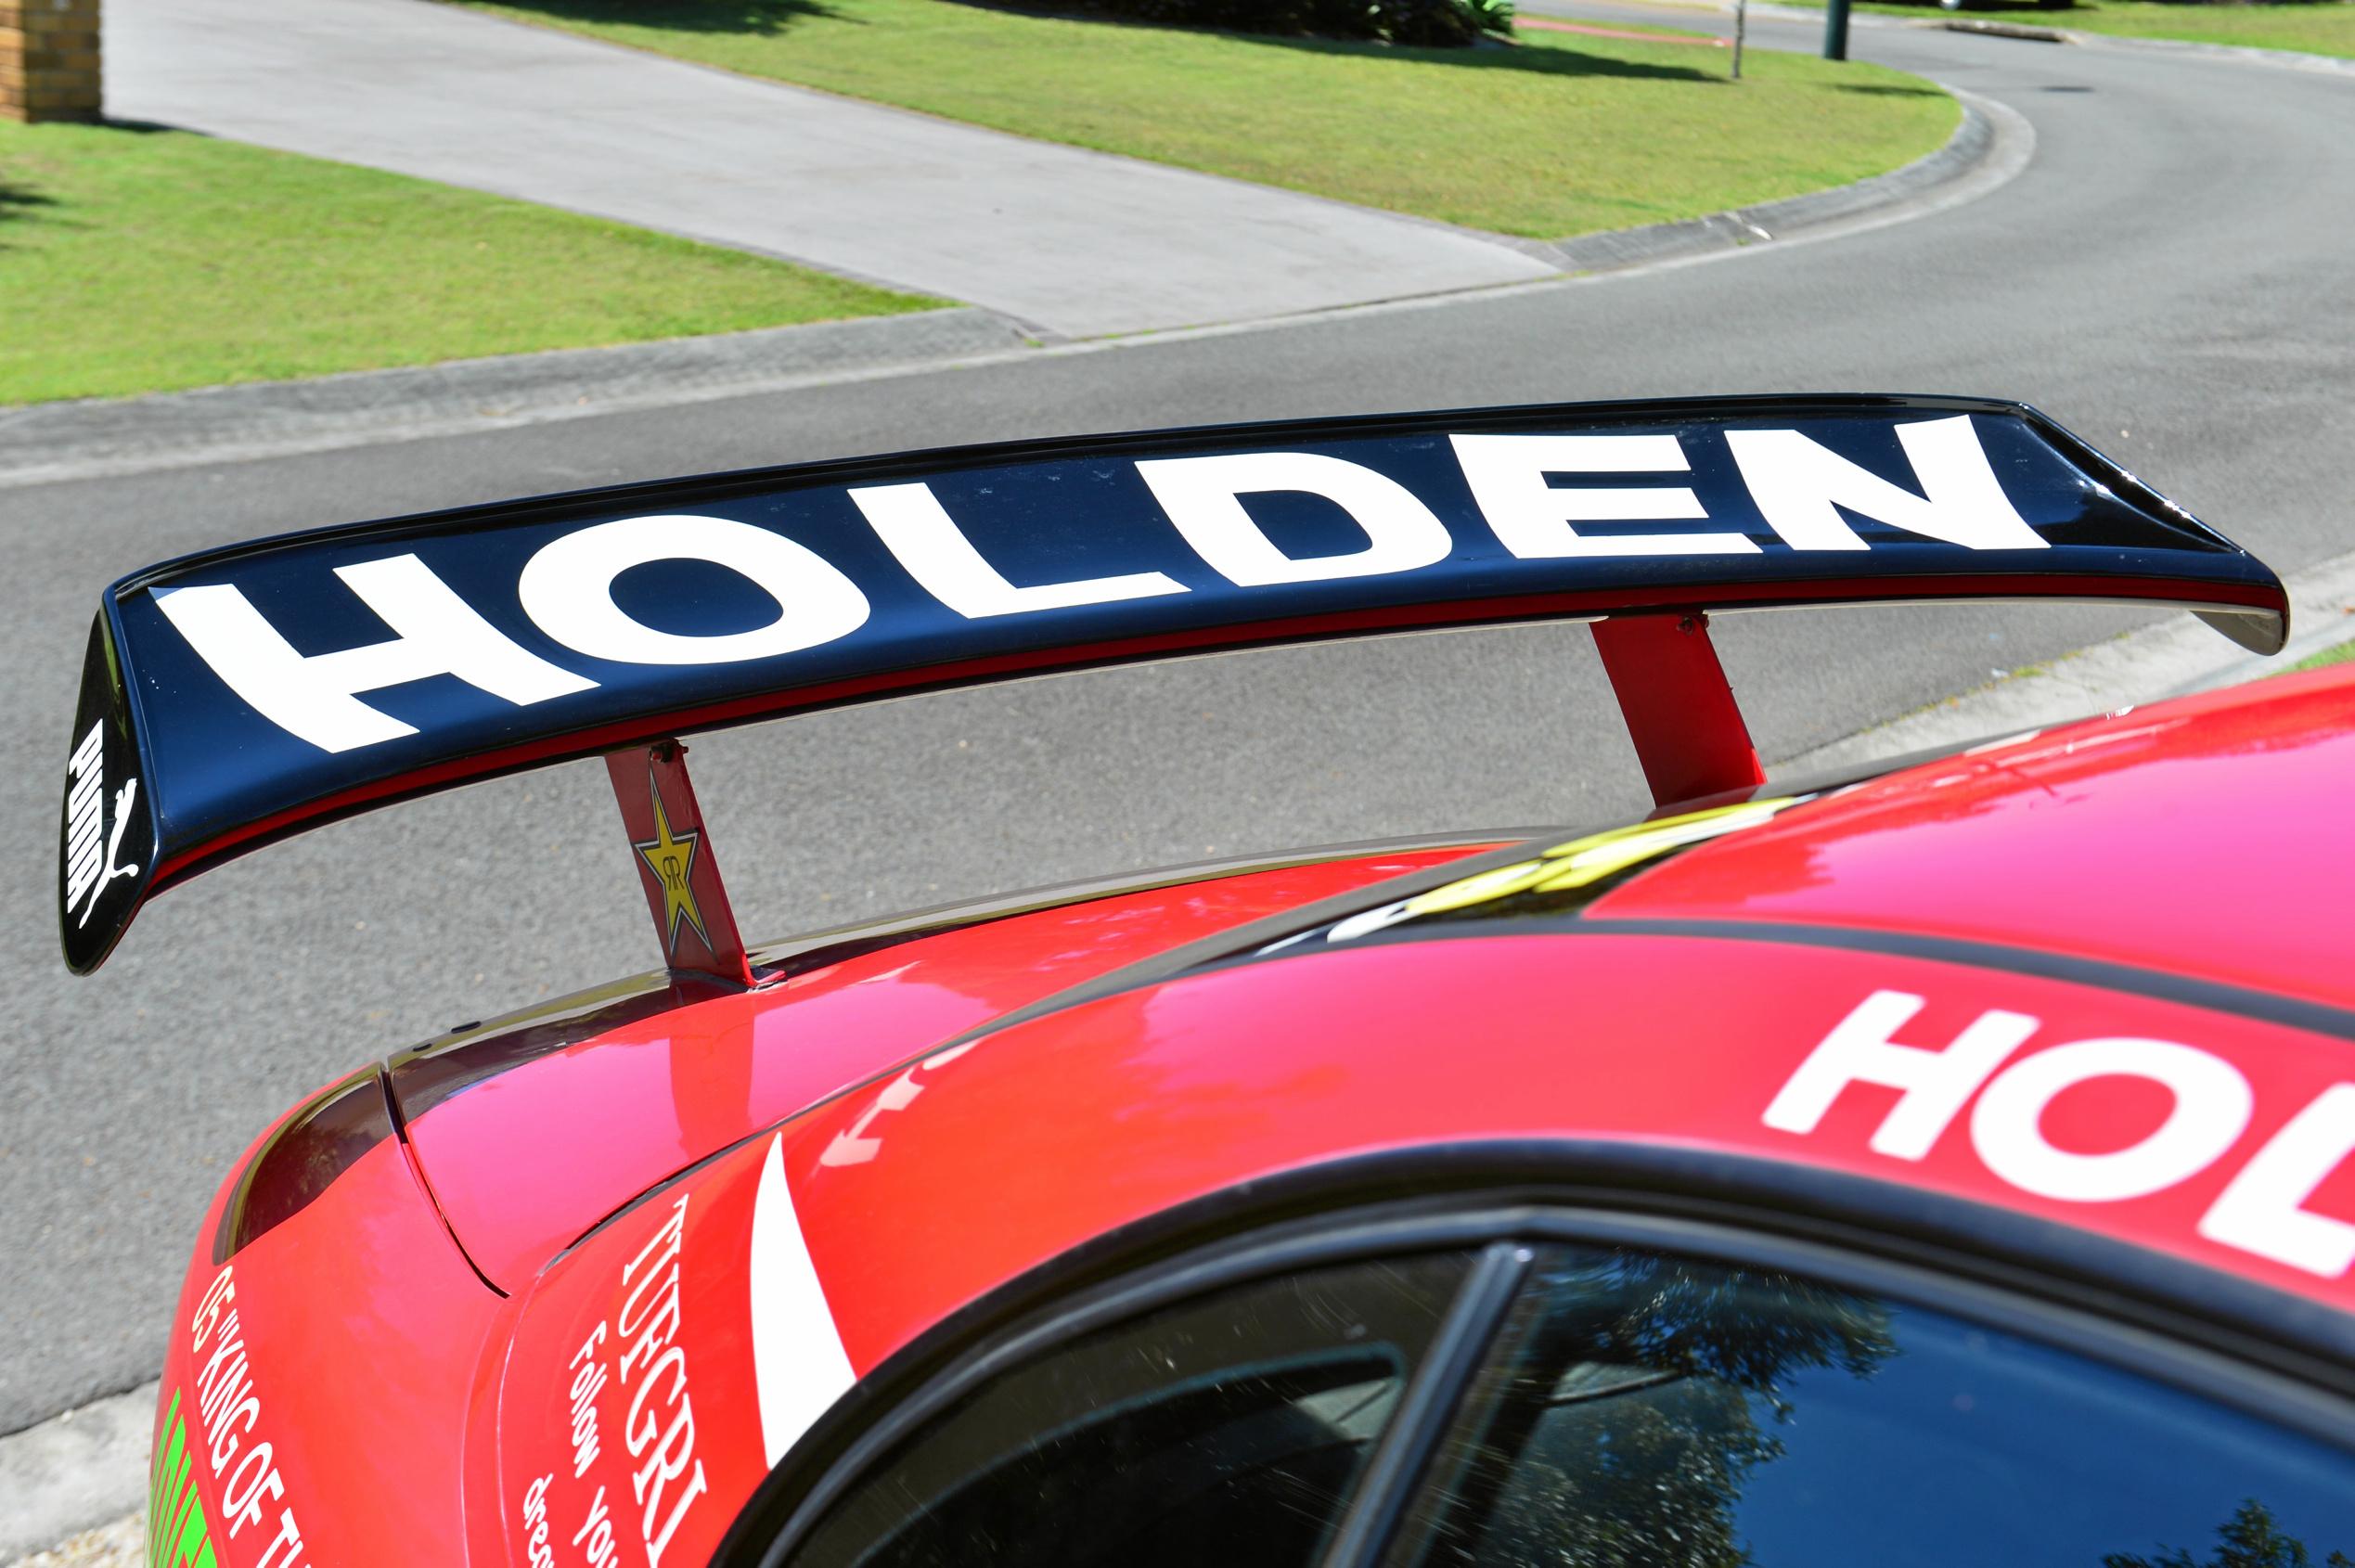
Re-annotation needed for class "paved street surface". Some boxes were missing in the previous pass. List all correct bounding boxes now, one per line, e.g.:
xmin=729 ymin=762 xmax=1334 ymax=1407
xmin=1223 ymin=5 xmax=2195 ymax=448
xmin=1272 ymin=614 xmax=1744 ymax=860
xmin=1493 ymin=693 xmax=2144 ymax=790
xmin=5 ymin=5 xmax=2352 ymax=1442
xmin=103 ymin=0 xmax=1554 ymax=338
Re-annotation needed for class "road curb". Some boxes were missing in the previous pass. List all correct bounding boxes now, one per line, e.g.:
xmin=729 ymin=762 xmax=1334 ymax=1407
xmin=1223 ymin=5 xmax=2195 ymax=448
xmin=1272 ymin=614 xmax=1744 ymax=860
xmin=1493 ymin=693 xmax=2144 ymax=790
xmin=0 ymin=1382 xmax=153 ymax=1563
xmin=0 ymin=308 xmax=1037 ymax=492
xmin=1934 ymin=12 xmax=2355 ymax=71
xmin=0 ymin=82 xmax=2011 ymax=492
xmin=2054 ymin=27 xmax=2355 ymax=75
xmin=1723 ymin=0 xmax=2355 ymax=74
xmin=1942 ymin=18 xmax=2067 ymax=42
xmin=1541 ymin=96 xmax=1996 ymax=272
xmin=1774 ymin=549 xmax=2355 ymax=778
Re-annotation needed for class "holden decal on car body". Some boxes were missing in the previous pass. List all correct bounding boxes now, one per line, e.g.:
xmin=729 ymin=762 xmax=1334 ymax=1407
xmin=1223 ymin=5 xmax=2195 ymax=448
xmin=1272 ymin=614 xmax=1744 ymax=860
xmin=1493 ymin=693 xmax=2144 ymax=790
xmin=1769 ymin=990 xmax=2355 ymax=1278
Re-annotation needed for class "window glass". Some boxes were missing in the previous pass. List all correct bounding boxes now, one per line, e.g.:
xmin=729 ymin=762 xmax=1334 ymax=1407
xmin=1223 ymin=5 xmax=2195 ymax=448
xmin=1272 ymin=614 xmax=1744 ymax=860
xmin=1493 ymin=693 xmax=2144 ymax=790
xmin=787 ymin=1252 xmax=1472 ymax=1568
xmin=1396 ymin=1248 xmax=2355 ymax=1568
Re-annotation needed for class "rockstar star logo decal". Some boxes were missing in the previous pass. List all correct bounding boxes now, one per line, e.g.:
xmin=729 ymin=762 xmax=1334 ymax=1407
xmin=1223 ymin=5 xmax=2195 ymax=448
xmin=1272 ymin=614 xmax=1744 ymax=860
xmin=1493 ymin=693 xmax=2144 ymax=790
xmin=632 ymin=768 xmax=712 ymax=958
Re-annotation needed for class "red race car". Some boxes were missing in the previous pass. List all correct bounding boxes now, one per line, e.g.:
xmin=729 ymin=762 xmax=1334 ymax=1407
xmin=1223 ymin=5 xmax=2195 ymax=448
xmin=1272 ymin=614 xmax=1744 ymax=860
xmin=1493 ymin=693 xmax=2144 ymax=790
xmin=64 ymin=397 xmax=2353 ymax=1568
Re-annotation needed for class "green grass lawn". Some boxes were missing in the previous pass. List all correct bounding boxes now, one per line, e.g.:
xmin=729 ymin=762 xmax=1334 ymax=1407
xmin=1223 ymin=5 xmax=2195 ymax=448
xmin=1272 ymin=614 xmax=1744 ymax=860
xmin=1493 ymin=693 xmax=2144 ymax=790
xmin=0 ymin=119 xmax=939 ymax=405
xmin=449 ymin=0 xmax=1961 ymax=240
xmin=1785 ymin=0 xmax=2355 ymax=58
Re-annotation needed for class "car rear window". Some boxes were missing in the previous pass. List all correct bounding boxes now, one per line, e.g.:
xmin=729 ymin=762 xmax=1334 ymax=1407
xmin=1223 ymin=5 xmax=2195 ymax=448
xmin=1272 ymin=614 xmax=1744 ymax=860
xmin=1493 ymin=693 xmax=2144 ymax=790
xmin=1392 ymin=1247 xmax=2355 ymax=1568
xmin=791 ymin=1252 xmax=1473 ymax=1568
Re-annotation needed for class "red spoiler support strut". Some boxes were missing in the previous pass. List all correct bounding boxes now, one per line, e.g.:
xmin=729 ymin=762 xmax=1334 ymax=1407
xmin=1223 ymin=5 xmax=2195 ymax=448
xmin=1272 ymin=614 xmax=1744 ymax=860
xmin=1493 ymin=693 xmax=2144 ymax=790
xmin=1591 ymin=613 xmax=1767 ymax=807
xmin=605 ymin=741 xmax=754 ymax=988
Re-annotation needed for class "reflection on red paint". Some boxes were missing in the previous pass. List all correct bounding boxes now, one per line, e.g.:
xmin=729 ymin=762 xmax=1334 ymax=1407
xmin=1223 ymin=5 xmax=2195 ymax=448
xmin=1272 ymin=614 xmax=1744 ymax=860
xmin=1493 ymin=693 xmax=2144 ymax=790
xmin=405 ymin=847 xmax=1489 ymax=1290
xmin=1595 ymin=669 xmax=2355 ymax=1009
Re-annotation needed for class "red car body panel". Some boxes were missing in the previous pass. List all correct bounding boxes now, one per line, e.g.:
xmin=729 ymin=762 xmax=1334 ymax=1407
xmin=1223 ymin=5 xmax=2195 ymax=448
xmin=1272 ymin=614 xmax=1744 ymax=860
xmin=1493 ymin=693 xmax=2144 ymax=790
xmin=147 ymin=845 xmax=1498 ymax=1567
xmin=397 ymin=845 xmax=1492 ymax=1292
xmin=1593 ymin=668 xmax=2355 ymax=1009
xmin=147 ymin=667 xmax=2355 ymax=1568
xmin=478 ymin=935 xmax=2354 ymax=1567
xmin=152 ymin=1127 xmax=514 ymax=1566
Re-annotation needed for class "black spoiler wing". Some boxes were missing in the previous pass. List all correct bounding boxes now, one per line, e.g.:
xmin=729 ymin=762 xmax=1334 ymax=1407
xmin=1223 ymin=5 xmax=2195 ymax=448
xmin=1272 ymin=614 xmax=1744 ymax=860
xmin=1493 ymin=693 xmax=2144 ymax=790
xmin=59 ymin=394 xmax=2285 ymax=973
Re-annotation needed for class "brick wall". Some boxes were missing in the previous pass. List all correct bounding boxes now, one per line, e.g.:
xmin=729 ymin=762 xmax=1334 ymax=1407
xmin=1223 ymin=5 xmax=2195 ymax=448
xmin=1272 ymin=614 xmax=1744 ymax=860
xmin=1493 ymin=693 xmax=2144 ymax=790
xmin=1 ymin=0 xmax=103 ymax=124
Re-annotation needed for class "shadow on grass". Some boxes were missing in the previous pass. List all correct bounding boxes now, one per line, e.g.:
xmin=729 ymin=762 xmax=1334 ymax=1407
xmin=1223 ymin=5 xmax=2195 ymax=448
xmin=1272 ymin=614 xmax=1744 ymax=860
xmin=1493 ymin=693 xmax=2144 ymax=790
xmin=2 ymin=120 xmax=176 ymax=251
xmin=475 ymin=0 xmax=854 ymax=32
xmin=0 ymin=182 xmax=52 ymax=220
xmin=948 ymin=0 xmax=1725 ymax=80
xmin=1252 ymin=31 xmax=1719 ymax=83
xmin=0 ymin=177 xmax=58 ymax=250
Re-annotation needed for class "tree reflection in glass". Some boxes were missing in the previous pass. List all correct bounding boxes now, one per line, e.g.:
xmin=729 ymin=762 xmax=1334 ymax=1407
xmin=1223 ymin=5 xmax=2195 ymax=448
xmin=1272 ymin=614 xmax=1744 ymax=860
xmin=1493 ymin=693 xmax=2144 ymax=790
xmin=1396 ymin=1248 xmax=2355 ymax=1568
xmin=1409 ymin=1252 xmax=1895 ymax=1568
xmin=2106 ymin=1500 xmax=2350 ymax=1568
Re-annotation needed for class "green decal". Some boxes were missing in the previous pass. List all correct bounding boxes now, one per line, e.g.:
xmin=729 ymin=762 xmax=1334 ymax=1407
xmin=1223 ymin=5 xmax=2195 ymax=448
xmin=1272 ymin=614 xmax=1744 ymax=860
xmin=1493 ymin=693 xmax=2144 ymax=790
xmin=148 ymin=1389 xmax=218 ymax=1568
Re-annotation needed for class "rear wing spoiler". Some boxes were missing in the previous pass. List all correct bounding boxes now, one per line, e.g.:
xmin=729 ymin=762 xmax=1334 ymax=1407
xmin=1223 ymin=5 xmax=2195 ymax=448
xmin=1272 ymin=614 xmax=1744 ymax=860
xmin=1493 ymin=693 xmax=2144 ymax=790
xmin=59 ymin=394 xmax=2285 ymax=975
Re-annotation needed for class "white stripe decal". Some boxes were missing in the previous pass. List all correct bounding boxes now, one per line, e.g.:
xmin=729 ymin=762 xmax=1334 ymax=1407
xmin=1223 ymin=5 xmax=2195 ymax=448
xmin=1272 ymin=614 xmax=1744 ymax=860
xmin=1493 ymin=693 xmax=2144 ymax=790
xmin=750 ymin=1134 xmax=857 ymax=1467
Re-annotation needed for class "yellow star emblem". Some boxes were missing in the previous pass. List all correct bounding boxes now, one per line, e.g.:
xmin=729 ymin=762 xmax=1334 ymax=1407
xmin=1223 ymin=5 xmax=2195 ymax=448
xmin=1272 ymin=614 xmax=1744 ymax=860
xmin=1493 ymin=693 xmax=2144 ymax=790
xmin=632 ymin=771 xmax=711 ymax=958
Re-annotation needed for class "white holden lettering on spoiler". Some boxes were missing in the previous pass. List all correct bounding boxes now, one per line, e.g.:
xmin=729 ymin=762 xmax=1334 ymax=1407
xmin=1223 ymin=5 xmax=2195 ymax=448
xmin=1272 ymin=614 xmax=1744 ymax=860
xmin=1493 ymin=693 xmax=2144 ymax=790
xmin=1452 ymin=433 xmax=1757 ymax=559
xmin=155 ymin=555 xmax=596 ymax=754
xmin=1766 ymin=990 xmax=2355 ymax=1278
xmin=851 ymin=482 xmax=1188 ymax=617
xmin=518 ymin=515 xmax=871 ymax=666
xmin=751 ymin=1134 xmax=856 ymax=1468
xmin=1725 ymin=416 xmax=2047 ymax=552
xmin=153 ymin=418 xmax=2052 ymax=754
xmin=1136 ymin=450 xmax=1453 ymax=586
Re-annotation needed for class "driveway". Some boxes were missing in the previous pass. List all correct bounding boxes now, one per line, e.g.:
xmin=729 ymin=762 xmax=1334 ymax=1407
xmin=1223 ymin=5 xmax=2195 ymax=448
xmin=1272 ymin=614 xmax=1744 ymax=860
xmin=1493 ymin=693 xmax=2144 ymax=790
xmin=103 ymin=0 xmax=1556 ymax=338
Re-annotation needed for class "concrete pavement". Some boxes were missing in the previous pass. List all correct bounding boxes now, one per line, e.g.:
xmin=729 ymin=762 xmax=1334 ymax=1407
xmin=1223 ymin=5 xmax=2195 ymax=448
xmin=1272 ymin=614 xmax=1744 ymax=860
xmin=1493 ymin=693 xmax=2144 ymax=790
xmin=104 ymin=0 xmax=1557 ymax=339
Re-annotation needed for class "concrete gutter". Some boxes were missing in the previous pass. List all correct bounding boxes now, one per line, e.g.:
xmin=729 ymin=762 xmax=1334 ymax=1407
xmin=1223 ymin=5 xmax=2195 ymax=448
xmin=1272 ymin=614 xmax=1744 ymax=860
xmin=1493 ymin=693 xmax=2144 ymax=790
xmin=0 ymin=1382 xmax=153 ymax=1564
xmin=0 ymin=90 xmax=2018 ymax=492
xmin=4 ymin=1516 xmax=139 ymax=1568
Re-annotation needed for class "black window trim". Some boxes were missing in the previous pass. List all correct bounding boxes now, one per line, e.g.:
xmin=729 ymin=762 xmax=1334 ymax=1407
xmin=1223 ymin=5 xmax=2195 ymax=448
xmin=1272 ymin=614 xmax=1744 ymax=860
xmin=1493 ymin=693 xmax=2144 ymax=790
xmin=721 ymin=1215 xmax=1512 ymax=1568
xmin=714 ymin=1143 xmax=2355 ymax=1568
xmin=1319 ymin=1242 xmax=1535 ymax=1568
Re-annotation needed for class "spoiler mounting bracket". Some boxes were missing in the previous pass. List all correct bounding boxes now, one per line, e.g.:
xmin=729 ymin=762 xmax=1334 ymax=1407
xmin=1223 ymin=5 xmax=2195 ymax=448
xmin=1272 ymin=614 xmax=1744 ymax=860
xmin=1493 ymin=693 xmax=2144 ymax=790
xmin=1591 ymin=612 xmax=1768 ymax=807
xmin=605 ymin=740 xmax=754 ymax=990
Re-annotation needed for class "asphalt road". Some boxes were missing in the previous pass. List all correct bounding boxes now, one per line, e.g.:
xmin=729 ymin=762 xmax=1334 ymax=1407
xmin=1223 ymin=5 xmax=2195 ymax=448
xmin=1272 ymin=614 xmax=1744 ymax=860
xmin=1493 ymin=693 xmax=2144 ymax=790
xmin=3 ymin=10 xmax=2350 ymax=1435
